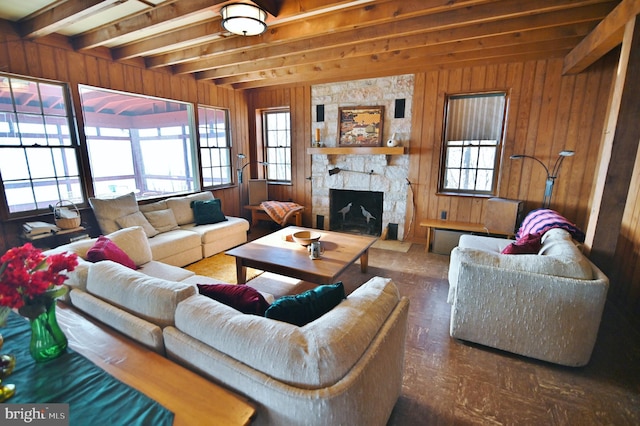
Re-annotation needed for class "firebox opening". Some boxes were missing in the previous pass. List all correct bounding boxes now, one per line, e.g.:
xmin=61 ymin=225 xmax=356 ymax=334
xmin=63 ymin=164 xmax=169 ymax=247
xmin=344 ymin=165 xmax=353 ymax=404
xmin=330 ymin=189 xmax=383 ymax=236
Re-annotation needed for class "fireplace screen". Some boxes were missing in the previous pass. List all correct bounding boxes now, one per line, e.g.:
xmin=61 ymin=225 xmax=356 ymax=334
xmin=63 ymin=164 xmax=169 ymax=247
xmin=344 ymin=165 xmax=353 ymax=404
xmin=330 ymin=189 xmax=383 ymax=236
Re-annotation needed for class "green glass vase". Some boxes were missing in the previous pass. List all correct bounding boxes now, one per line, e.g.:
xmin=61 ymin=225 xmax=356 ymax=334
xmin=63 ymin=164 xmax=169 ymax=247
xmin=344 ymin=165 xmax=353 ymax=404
xmin=29 ymin=301 xmax=67 ymax=362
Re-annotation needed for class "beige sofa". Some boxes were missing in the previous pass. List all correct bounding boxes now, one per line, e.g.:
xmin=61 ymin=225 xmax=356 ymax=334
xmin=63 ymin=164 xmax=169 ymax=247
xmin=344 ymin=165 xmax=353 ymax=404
xmin=448 ymin=228 xmax=609 ymax=367
xmin=50 ymin=226 xmax=409 ymax=425
xmin=89 ymin=191 xmax=249 ymax=266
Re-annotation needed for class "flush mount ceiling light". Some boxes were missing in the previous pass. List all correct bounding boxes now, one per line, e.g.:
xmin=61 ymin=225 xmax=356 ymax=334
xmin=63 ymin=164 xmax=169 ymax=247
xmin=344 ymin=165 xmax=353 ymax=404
xmin=221 ymin=3 xmax=267 ymax=36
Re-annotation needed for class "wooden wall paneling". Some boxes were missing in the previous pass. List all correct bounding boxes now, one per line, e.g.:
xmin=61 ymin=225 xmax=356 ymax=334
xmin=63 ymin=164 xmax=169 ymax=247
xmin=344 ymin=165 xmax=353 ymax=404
xmin=405 ymin=72 xmax=426 ymax=239
xmin=501 ymin=62 xmax=525 ymax=200
xmin=84 ymin=54 xmax=100 ymax=86
xmin=37 ymin=44 xmax=56 ymax=80
xmin=54 ymin=47 xmax=69 ymax=82
xmin=613 ymin=146 xmax=640 ymax=306
xmin=7 ymin=39 xmax=27 ymax=75
xmin=431 ymin=70 xmax=449 ymax=223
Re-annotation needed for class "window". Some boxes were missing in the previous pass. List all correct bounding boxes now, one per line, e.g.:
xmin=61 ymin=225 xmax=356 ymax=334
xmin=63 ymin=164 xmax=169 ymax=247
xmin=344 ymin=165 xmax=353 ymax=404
xmin=79 ymin=86 xmax=198 ymax=199
xmin=198 ymin=106 xmax=232 ymax=187
xmin=440 ymin=92 xmax=507 ymax=195
xmin=262 ymin=109 xmax=291 ymax=183
xmin=0 ymin=74 xmax=83 ymax=217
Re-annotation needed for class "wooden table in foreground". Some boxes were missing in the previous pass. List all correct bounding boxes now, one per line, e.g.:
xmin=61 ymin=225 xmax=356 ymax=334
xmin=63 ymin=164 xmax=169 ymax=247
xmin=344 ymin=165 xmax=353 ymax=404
xmin=56 ymin=303 xmax=256 ymax=426
xmin=226 ymin=226 xmax=377 ymax=285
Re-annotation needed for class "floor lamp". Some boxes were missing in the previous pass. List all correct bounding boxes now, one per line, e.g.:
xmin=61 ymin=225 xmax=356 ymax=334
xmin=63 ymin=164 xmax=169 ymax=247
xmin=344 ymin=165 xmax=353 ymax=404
xmin=510 ymin=150 xmax=574 ymax=208
xmin=236 ymin=153 xmax=268 ymax=215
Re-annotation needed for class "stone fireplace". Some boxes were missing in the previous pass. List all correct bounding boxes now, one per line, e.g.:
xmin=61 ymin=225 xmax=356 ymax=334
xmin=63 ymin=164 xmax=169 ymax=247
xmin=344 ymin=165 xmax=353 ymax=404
xmin=310 ymin=75 xmax=414 ymax=241
xmin=330 ymin=189 xmax=383 ymax=236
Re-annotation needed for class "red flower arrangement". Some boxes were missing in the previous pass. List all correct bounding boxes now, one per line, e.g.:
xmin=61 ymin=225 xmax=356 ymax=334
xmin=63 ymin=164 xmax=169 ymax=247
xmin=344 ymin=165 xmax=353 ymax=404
xmin=0 ymin=243 xmax=78 ymax=319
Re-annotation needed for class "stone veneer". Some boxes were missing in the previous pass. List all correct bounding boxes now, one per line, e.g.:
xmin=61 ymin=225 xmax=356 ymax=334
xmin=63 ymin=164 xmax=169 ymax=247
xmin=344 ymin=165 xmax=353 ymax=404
xmin=311 ymin=75 xmax=414 ymax=240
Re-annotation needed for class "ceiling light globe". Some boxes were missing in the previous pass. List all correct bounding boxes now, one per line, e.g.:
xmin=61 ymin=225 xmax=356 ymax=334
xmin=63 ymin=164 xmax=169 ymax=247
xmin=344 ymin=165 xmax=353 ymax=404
xmin=221 ymin=3 xmax=267 ymax=36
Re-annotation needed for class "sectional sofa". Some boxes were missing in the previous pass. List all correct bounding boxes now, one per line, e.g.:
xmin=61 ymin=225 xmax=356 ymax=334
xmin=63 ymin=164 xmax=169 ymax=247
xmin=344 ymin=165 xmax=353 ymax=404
xmin=48 ymin=226 xmax=409 ymax=425
xmin=88 ymin=191 xmax=249 ymax=266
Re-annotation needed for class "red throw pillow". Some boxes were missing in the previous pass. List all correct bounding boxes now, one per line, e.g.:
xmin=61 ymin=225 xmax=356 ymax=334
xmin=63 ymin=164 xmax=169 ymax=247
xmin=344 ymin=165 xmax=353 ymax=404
xmin=86 ymin=236 xmax=137 ymax=269
xmin=197 ymin=284 xmax=270 ymax=316
xmin=501 ymin=232 xmax=543 ymax=255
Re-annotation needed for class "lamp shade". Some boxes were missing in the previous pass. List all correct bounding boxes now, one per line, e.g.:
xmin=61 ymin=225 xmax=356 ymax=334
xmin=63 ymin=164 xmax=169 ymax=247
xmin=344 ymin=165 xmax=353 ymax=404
xmin=221 ymin=3 xmax=267 ymax=36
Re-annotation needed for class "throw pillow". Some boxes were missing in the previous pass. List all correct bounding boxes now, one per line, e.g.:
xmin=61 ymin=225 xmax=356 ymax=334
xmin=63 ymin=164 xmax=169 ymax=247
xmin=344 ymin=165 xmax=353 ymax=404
xmin=501 ymin=232 xmax=542 ymax=255
xmin=264 ymin=282 xmax=346 ymax=326
xmin=197 ymin=284 xmax=270 ymax=316
xmin=516 ymin=209 xmax=585 ymax=242
xmin=191 ymin=199 xmax=227 ymax=225
xmin=143 ymin=209 xmax=179 ymax=233
xmin=86 ymin=236 xmax=137 ymax=269
xmin=89 ymin=192 xmax=139 ymax=235
xmin=115 ymin=211 xmax=159 ymax=238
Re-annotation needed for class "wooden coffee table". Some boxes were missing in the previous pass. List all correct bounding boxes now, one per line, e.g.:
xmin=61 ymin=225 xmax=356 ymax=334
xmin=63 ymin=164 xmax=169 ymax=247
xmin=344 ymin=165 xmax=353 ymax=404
xmin=226 ymin=226 xmax=377 ymax=285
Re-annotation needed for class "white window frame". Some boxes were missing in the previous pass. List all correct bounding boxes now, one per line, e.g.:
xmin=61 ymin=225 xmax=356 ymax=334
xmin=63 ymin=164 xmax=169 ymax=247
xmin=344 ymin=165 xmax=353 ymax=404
xmin=198 ymin=105 xmax=232 ymax=188
xmin=262 ymin=108 xmax=291 ymax=183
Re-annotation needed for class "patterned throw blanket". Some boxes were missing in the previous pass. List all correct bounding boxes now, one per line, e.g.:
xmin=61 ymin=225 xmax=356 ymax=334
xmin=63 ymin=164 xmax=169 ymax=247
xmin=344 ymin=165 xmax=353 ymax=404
xmin=260 ymin=201 xmax=303 ymax=226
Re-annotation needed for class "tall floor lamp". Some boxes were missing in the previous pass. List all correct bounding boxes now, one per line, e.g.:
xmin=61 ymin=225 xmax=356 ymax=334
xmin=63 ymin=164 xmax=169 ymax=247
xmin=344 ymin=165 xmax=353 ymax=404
xmin=236 ymin=153 xmax=268 ymax=214
xmin=510 ymin=150 xmax=574 ymax=208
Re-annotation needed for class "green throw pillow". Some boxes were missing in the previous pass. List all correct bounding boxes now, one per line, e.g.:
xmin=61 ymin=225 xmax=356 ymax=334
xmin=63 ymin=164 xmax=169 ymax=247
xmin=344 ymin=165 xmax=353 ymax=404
xmin=264 ymin=282 xmax=346 ymax=326
xmin=190 ymin=199 xmax=227 ymax=225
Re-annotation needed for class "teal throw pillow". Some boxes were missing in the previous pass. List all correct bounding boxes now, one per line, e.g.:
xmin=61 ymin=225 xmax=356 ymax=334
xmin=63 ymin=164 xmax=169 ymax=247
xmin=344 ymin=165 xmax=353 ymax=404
xmin=264 ymin=282 xmax=346 ymax=326
xmin=191 ymin=199 xmax=227 ymax=225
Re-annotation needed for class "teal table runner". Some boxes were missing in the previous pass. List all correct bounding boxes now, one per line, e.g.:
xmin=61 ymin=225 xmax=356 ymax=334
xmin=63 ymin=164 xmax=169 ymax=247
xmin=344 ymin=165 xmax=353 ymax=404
xmin=1 ymin=311 xmax=174 ymax=426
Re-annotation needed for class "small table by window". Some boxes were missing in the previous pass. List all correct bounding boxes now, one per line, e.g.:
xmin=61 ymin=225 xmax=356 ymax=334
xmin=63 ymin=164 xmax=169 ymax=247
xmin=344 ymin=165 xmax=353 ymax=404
xmin=21 ymin=226 xmax=90 ymax=249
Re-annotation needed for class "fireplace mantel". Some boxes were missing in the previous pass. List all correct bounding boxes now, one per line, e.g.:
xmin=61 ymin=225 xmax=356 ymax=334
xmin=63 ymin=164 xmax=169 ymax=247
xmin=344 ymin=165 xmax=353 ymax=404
xmin=306 ymin=147 xmax=405 ymax=155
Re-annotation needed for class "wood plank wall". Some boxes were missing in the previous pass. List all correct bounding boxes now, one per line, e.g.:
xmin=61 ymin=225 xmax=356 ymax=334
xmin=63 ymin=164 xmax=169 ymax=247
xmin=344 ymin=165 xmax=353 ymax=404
xmin=0 ymin=23 xmax=248 ymax=252
xmin=408 ymin=56 xmax=615 ymax=238
xmin=245 ymin=87 xmax=313 ymax=224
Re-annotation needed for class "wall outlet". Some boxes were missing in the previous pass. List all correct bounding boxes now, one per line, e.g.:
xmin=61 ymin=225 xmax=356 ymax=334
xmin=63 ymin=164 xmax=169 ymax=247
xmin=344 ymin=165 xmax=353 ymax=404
xmin=440 ymin=210 xmax=447 ymax=220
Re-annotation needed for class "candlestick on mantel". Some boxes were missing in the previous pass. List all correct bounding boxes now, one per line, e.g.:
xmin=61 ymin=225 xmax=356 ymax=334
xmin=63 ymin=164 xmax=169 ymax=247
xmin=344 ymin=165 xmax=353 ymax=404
xmin=315 ymin=128 xmax=320 ymax=143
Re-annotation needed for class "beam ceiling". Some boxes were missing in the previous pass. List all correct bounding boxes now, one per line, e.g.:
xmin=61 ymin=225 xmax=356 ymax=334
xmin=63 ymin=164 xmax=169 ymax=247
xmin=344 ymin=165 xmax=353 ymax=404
xmin=0 ymin=0 xmax=625 ymax=90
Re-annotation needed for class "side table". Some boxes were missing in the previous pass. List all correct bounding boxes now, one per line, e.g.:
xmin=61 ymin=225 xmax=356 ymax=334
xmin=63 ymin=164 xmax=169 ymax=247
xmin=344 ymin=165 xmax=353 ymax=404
xmin=21 ymin=226 xmax=90 ymax=249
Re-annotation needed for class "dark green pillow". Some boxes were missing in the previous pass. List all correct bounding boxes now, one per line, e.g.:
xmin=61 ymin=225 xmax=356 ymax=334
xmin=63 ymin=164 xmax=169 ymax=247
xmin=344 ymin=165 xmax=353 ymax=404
xmin=264 ymin=282 xmax=346 ymax=326
xmin=190 ymin=199 xmax=227 ymax=225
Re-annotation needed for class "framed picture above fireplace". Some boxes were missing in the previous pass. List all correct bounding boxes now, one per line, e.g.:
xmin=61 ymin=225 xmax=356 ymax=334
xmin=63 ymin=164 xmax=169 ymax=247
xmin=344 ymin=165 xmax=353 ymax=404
xmin=338 ymin=106 xmax=384 ymax=147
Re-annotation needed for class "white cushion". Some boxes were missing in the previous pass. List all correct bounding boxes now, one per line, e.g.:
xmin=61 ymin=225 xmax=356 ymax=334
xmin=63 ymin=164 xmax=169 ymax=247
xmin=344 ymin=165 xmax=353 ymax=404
xmin=166 ymin=192 xmax=214 ymax=225
xmin=146 ymin=229 xmax=201 ymax=261
xmin=87 ymin=261 xmax=195 ymax=328
xmin=143 ymin=209 xmax=179 ymax=233
xmin=89 ymin=192 xmax=139 ymax=234
xmin=116 ymin=211 xmax=158 ymax=238
xmin=139 ymin=200 xmax=169 ymax=213
xmin=104 ymin=226 xmax=153 ymax=266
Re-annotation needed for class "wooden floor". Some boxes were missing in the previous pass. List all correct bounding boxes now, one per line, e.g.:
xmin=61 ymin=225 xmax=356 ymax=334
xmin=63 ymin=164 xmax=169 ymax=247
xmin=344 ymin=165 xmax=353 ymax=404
xmin=248 ymin=225 xmax=640 ymax=425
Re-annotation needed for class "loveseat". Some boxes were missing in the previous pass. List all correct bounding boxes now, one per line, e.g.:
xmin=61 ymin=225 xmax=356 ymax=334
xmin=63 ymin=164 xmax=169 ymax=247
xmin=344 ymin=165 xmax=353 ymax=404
xmin=49 ymin=226 xmax=409 ymax=425
xmin=448 ymin=226 xmax=609 ymax=367
xmin=89 ymin=191 xmax=249 ymax=266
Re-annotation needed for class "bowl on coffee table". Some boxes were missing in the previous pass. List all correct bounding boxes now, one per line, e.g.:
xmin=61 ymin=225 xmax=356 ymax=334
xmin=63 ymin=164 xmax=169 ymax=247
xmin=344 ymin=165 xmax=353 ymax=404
xmin=291 ymin=230 xmax=321 ymax=246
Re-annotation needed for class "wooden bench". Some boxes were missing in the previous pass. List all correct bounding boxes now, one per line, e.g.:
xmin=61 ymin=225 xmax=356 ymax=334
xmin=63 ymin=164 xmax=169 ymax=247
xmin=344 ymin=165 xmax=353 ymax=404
xmin=244 ymin=204 xmax=303 ymax=227
xmin=420 ymin=219 xmax=514 ymax=252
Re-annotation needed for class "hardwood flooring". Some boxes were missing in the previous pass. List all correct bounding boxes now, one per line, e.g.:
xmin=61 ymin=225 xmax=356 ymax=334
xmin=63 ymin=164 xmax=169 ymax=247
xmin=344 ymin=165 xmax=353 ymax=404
xmin=249 ymin=225 xmax=640 ymax=425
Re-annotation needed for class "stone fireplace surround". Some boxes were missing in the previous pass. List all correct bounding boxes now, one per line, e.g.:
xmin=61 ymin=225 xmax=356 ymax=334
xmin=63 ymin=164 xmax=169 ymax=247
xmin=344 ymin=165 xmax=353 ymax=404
xmin=310 ymin=75 xmax=414 ymax=240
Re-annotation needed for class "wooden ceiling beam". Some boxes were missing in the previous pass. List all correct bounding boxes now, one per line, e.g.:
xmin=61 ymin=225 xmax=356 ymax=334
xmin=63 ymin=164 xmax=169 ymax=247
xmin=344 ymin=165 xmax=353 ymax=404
xmin=72 ymin=0 xmax=227 ymax=50
xmin=112 ymin=0 xmax=371 ymax=60
xmin=145 ymin=0 xmax=503 ymax=69
xmin=216 ymin=36 xmax=583 ymax=89
xmin=192 ymin=6 xmax=606 ymax=80
xmin=563 ymin=0 xmax=640 ymax=74
xmin=151 ymin=0 xmax=610 ymax=72
xmin=232 ymin=47 xmax=574 ymax=90
xmin=18 ymin=0 xmax=124 ymax=39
